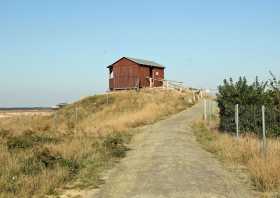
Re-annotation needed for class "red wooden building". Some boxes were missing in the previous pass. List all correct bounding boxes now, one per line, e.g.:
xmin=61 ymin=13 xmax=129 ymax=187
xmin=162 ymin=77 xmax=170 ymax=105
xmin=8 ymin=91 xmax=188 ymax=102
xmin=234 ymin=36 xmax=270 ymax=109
xmin=108 ymin=57 xmax=165 ymax=91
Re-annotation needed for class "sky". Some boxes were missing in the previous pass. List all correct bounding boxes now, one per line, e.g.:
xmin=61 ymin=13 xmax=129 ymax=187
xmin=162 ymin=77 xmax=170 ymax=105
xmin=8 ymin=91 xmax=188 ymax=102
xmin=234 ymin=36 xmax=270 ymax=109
xmin=0 ymin=0 xmax=280 ymax=107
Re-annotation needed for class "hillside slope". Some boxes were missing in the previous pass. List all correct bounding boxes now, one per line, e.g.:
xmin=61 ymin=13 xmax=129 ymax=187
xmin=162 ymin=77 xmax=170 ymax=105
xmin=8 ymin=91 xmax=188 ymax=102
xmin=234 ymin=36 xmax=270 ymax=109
xmin=0 ymin=89 xmax=194 ymax=197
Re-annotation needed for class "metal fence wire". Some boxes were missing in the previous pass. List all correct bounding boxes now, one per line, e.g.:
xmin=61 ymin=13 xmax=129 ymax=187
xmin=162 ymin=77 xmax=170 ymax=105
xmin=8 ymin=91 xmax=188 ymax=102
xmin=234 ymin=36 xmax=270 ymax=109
xmin=220 ymin=104 xmax=280 ymax=137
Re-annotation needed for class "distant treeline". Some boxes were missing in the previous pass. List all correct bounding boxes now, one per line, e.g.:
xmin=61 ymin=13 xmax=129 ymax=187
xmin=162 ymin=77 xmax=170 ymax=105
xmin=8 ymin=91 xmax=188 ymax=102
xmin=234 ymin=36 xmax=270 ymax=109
xmin=217 ymin=72 xmax=280 ymax=137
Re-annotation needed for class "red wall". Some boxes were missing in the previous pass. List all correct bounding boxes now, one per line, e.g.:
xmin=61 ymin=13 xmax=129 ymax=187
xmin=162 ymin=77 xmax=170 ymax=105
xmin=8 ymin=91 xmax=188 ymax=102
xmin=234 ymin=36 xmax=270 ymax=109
xmin=139 ymin=66 xmax=150 ymax=87
xmin=152 ymin=67 xmax=164 ymax=87
xmin=112 ymin=58 xmax=139 ymax=89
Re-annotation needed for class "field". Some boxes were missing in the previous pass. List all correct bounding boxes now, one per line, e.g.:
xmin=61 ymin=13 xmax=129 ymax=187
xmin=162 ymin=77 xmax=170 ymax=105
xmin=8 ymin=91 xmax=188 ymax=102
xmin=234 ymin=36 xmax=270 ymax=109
xmin=0 ymin=89 xmax=194 ymax=198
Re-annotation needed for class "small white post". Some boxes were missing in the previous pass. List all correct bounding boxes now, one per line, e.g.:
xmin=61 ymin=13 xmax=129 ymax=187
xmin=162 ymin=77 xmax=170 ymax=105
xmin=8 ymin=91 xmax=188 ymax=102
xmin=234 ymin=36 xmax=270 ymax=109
xmin=262 ymin=105 xmax=266 ymax=157
xmin=149 ymin=78 xmax=153 ymax=88
xmin=53 ymin=111 xmax=58 ymax=131
xmin=163 ymin=81 xmax=167 ymax=89
xmin=75 ymin=106 xmax=78 ymax=122
xmin=75 ymin=105 xmax=78 ymax=133
xmin=207 ymin=100 xmax=211 ymax=124
xmin=204 ymin=99 xmax=207 ymax=121
xmin=235 ymin=104 xmax=239 ymax=138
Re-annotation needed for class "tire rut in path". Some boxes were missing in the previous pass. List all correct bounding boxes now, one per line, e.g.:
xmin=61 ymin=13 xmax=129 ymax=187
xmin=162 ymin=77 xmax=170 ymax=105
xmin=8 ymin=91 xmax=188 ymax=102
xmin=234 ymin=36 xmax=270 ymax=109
xmin=89 ymin=102 xmax=253 ymax=198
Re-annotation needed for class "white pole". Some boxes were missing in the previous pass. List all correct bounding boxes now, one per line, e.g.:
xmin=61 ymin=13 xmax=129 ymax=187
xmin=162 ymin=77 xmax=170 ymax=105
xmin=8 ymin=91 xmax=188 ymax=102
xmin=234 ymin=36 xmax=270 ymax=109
xmin=235 ymin=104 xmax=239 ymax=138
xmin=262 ymin=105 xmax=266 ymax=157
xmin=75 ymin=105 xmax=78 ymax=133
xmin=54 ymin=111 xmax=58 ymax=131
xmin=204 ymin=99 xmax=207 ymax=121
xmin=149 ymin=78 xmax=152 ymax=88
xmin=207 ymin=100 xmax=210 ymax=122
xmin=75 ymin=106 xmax=78 ymax=122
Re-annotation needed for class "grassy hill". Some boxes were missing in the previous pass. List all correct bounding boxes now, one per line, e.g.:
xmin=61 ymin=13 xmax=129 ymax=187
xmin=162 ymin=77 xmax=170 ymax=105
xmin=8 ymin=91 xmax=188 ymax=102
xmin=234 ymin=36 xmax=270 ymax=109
xmin=0 ymin=89 xmax=195 ymax=197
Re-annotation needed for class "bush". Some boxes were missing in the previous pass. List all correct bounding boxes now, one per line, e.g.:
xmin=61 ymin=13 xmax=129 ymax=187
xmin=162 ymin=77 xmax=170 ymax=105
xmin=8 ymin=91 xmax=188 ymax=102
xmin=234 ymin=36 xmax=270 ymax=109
xmin=217 ymin=75 xmax=280 ymax=136
xmin=7 ymin=131 xmax=59 ymax=150
xmin=35 ymin=147 xmax=63 ymax=168
xmin=21 ymin=147 xmax=80 ymax=177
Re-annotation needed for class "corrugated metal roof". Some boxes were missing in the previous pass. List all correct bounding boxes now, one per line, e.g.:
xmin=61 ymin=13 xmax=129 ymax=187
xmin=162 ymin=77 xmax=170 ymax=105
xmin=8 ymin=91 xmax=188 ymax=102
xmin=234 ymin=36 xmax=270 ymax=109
xmin=125 ymin=57 xmax=164 ymax=68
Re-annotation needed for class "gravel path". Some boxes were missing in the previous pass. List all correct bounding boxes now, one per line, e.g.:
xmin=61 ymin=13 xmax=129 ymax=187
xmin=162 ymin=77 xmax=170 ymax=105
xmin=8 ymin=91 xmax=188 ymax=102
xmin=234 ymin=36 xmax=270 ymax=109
xmin=87 ymin=102 xmax=253 ymax=198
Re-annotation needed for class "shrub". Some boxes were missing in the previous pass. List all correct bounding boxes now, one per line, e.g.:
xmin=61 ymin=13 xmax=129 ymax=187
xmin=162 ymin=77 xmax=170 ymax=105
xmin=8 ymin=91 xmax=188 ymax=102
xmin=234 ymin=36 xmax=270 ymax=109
xmin=7 ymin=131 xmax=59 ymax=150
xmin=7 ymin=135 xmax=34 ymax=150
xmin=217 ymin=76 xmax=280 ymax=136
xmin=20 ymin=147 xmax=80 ymax=178
xmin=35 ymin=147 xmax=63 ymax=168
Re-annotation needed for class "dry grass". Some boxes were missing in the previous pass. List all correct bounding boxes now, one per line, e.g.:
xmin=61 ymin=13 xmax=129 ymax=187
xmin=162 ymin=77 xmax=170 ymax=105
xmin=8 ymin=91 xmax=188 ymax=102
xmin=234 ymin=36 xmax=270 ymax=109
xmin=193 ymin=122 xmax=280 ymax=194
xmin=0 ymin=89 xmax=194 ymax=197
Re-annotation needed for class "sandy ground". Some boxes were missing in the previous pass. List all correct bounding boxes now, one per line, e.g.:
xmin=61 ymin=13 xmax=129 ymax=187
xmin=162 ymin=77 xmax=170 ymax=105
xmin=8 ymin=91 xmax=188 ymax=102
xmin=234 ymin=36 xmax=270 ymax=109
xmin=0 ymin=111 xmax=53 ymax=118
xmin=61 ymin=102 xmax=255 ymax=198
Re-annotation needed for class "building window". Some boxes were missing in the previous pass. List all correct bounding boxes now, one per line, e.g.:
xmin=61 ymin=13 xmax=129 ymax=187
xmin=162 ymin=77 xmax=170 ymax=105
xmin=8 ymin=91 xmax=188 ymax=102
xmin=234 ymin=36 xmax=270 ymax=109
xmin=110 ymin=71 xmax=114 ymax=79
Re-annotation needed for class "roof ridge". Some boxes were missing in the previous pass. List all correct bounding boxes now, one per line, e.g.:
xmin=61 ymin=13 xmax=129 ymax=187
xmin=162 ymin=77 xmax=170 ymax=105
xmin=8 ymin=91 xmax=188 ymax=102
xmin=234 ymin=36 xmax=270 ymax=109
xmin=124 ymin=57 xmax=164 ymax=68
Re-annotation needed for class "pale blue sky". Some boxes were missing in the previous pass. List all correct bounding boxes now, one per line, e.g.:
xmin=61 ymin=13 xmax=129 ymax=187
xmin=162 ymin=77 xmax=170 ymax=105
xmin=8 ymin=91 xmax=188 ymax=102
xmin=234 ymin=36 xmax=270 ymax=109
xmin=0 ymin=0 xmax=279 ymax=107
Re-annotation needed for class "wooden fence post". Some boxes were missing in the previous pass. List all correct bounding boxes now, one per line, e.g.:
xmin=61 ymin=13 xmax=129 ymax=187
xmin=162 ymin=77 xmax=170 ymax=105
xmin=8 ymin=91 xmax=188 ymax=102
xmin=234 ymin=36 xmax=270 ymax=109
xmin=53 ymin=111 xmax=58 ymax=131
xmin=75 ymin=105 xmax=78 ymax=133
xmin=204 ymin=99 xmax=207 ymax=121
xmin=262 ymin=105 xmax=267 ymax=157
xmin=235 ymin=104 xmax=239 ymax=138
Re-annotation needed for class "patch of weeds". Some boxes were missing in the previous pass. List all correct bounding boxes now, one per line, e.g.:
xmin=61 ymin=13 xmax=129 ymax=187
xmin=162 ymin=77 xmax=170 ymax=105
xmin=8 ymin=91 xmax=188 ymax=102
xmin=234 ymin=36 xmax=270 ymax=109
xmin=20 ymin=147 xmax=80 ymax=182
xmin=7 ymin=135 xmax=34 ymax=150
xmin=77 ymin=159 xmax=105 ymax=188
xmin=35 ymin=147 xmax=63 ymax=168
xmin=103 ymin=133 xmax=130 ymax=158
xmin=4 ymin=177 xmax=21 ymax=194
xmin=7 ymin=130 xmax=59 ymax=150
xmin=0 ymin=128 xmax=10 ymax=138
xmin=59 ymin=159 xmax=80 ymax=176
xmin=21 ymin=156 xmax=43 ymax=176
xmin=1 ymin=170 xmax=22 ymax=195
xmin=193 ymin=123 xmax=216 ymax=147
xmin=75 ymin=132 xmax=131 ymax=188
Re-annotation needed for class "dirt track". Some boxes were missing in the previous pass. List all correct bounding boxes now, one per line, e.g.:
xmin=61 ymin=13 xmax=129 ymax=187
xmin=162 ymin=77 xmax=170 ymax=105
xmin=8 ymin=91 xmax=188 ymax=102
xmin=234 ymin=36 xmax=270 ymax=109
xmin=69 ymin=102 xmax=254 ymax=198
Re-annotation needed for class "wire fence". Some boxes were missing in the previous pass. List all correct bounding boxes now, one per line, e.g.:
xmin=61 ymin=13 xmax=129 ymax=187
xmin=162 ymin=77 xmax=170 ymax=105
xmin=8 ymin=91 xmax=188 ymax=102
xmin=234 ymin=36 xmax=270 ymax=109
xmin=203 ymin=99 xmax=280 ymax=157
xmin=218 ymin=104 xmax=280 ymax=137
xmin=203 ymin=99 xmax=218 ymax=124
